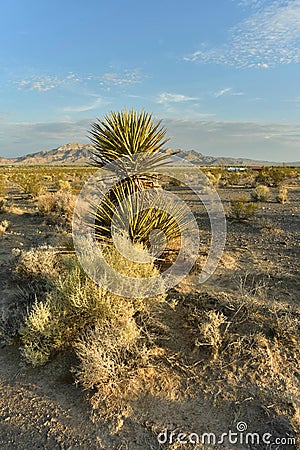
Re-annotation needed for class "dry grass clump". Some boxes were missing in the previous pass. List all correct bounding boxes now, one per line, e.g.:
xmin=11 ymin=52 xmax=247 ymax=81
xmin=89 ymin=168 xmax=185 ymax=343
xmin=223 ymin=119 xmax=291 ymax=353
xmin=251 ymin=184 xmax=271 ymax=202
xmin=193 ymin=310 xmax=229 ymax=360
xmin=276 ymin=186 xmax=288 ymax=204
xmin=37 ymin=191 xmax=76 ymax=226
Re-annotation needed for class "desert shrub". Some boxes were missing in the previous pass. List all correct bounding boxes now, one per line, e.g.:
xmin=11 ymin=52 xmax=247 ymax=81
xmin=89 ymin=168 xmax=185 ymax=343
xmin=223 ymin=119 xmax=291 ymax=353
xmin=55 ymin=179 xmax=72 ymax=192
xmin=0 ymin=197 xmax=6 ymax=213
xmin=20 ymin=241 xmax=166 ymax=367
xmin=229 ymin=197 xmax=257 ymax=221
xmin=276 ymin=186 xmax=288 ymax=204
xmin=14 ymin=245 xmax=60 ymax=282
xmin=194 ymin=310 xmax=228 ymax=360
xmin=255 ymin=167 xmax=287 ymax=187
xmin=0 ymin=175 xmax=7 ymax=197
xmin=0 ymin=219 xmax=9 ymax=235
xmin=0 ymin=246 xmax=59 ymax=344
xmin=73 ymin=316 xmax=150 ymax=417
xmin=13 ymin=173 xmax=47 ymax=197
xmin=37 ymin=191 xmax=76 ymax=226
xmin=206 ymin=170 xmax=223 ymax=187
xmin=251 ymin=184 xmax=270 ymax=202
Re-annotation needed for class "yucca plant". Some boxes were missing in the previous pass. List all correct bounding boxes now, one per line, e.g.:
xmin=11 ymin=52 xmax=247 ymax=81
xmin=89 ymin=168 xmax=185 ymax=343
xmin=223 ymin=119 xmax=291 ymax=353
xmin=89 ymin=109 xmax=190 ymax=246
xmin=93 ymin=177 xmax=191 ymax=246
xmin=90 ymin=109 xmax=170 ymax=164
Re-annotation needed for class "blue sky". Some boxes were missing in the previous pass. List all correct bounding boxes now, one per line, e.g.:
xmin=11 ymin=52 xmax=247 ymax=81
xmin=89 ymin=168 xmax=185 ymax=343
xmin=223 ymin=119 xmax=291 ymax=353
xmin=1 ymin=0 xmax=300 ymax=161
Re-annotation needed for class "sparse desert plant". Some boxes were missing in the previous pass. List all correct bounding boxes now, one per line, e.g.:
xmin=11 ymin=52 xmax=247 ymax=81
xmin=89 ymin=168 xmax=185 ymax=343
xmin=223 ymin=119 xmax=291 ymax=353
xmin=255 ymin=167 xmax=287 ymax=187
xmin=206 ymin=170 xmax=223 ymax=187
xmin=73 ymin=316 xmax=150 ymax=418
xmin=276 ymin=186 xmax=288 ymax=204
xmin=229 ymin=197 xmax=257 ymax=221
xmin=251 ymin=184 xmax=270 ymax=202
xmin=0 ymin=219 xmax=9 ymax=235
xmin=55 ymin=179 xmax=72 ymax=192
xmin=14 ymin=245 xmax=60 ymax=282
xmin=13 ymin=173 xmax=47 ymax=197
xmin=0 ymin=174 xmax=7 ymax=197
xmin=37 ymin=191 xmax=76 ymax=225
xmin=20 ymin=240 xmax=166 ymax=367
xmin=0 ymin=197 xmax=6 ymax=213
xmin=194 ymin=310 xmax=228 ymax=360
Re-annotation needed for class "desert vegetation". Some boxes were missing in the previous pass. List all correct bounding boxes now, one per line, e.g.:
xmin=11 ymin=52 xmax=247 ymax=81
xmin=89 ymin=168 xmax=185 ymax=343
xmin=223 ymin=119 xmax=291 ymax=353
xmin=0 ymin=114 xmax=299 ymax=449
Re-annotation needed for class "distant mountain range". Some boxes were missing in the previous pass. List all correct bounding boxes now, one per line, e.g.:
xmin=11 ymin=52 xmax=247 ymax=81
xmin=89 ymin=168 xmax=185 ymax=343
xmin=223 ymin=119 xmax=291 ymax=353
xmin=0 ymin=142 xmax=299 ymax=166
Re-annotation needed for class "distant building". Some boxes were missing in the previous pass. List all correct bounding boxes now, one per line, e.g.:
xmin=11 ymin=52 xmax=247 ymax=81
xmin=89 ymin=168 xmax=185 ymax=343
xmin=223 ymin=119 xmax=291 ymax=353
xmin=250 ymin=165 xmax=262 ymax=171
xmin=227 ymin=167 xmax=247 ymax=172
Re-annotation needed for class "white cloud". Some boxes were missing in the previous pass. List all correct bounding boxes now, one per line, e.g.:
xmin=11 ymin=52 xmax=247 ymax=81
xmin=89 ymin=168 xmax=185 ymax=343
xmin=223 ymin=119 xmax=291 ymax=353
xmin=16 ymin=73 xmax=82 ymax=92
xmin=213 ymin=88 xmax=232 ymax=98
xmin=17 ymin=76 xmax=60 ymax=92
xmin=184 ymin=0 xmax=300 ymax=68
xmin=15 ymin=69 xmax=142 ymax=94
xmin=101 ymin=70 xmax=141 ymax=86
xmin=156 ymin=92 xmax=199 ymax=104
xmin=63 ymin=97 xmax=102 ymax=113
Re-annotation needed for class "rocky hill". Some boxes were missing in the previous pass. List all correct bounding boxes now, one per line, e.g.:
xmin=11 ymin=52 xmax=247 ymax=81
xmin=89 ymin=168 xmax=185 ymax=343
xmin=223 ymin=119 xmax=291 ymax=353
xmin=0 ymin=142 xmax=298 ymax=166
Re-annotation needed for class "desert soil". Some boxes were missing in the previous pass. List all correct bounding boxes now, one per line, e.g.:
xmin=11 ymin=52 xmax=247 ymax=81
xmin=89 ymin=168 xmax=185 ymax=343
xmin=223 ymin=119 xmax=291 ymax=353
xmin=0 ymin=185 xmax=299 ymax=449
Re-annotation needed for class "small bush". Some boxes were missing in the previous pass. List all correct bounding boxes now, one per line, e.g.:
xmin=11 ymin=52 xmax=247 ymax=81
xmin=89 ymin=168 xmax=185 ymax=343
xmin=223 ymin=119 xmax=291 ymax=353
xmin=194 ymin=310 xmax=228 ymax=360
xmin=251 ymin=184 xmax=270 ymax=202
xmin=0 ymin=219 xmax=9 ymax=235
xmin=206 ymin=170 xmax=223 ymax=187
xmin=55 ymin=179 xmax=72 ymax=192
xmin=276 ymin=186 xmax=288 ymax=204
xmin=255 ymin=167 xmax=287 ymax=187
xmin=14 ymin=173 xmax=47 ymax=197
xmin=0 ymin=197 xmax=6 ymax=213
xmin=14 ymin=245 xmax=60 ymax=282
xmin=37 ymin=191 xmax=76 ymax=226
xmin=20 ymin=241 xmax=166 ymax=367
xmin=73 ymin=316 xmax=150 ymax=418
xmin=229 ymin=197 xmax=257 ymax=221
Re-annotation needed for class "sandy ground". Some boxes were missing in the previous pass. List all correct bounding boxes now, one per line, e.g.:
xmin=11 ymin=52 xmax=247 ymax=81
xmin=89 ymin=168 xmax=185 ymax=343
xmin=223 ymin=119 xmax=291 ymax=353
xmin=0 ymin=185 xmax=299 ymax=449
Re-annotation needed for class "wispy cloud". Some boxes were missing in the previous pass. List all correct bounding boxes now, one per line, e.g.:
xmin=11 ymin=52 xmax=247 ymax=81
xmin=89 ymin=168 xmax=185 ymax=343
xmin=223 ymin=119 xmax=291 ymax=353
xmin=16 ymin=73 xmax=82 ymax=92
xmin=16 ymin=76 xmax=60 ymax=92
xmin=100 ymin=70 xmax=141 ymax=86
xmin=184 ymin=0 xmax=300 ymax=68
xmin=16 ymin=69 xmax=142 ymax=93
xmin=213 ymin=88 xmax=232 ymax=98
xmin=156 ymin=92 xmax=199 ymax=104
xmin=63 ymin=97 xmax=102 ymax=112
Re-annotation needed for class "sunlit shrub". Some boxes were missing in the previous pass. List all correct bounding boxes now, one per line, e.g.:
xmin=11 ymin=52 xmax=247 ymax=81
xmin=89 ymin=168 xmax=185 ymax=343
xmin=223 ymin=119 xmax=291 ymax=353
xmin=251 ymin=184 xmax=270 ymax=202
xmin=229 ymin=197 xmax=257 ymax=221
